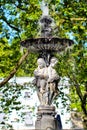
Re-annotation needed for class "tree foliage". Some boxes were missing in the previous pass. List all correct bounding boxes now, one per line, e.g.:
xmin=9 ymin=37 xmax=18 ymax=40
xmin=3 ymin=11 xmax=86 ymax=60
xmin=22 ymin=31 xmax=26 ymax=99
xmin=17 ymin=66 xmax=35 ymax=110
xmin=0 ymin=38 xmax=21 ymax=77
xmin=0 ymin=0 xmax=41 ymax=77
xmin=56 ymin=44 xmax=87 ymax=116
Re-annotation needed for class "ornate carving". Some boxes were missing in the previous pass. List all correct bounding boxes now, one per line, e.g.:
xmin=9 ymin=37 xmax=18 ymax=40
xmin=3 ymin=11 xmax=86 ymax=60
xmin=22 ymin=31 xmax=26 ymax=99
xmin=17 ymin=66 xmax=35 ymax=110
xmin=33 ymin=57 xmax=60 ymax=105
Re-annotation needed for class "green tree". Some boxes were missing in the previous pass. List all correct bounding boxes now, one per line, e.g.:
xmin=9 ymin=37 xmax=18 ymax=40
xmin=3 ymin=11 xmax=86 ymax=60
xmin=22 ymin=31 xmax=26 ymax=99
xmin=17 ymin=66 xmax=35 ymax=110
xmin=0 ymin=0 xmax=41 ymax=82
xmin=56 ymin=44 xmax=87 ymax=124
xmin=0 ymin=37 xmax=21 ymax=77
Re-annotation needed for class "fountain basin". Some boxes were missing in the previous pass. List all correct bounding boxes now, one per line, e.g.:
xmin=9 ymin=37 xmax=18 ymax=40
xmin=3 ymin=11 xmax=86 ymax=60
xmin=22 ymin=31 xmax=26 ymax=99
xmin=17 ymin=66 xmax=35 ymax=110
xmin=20 ymin=37 xmax=74 ymax=52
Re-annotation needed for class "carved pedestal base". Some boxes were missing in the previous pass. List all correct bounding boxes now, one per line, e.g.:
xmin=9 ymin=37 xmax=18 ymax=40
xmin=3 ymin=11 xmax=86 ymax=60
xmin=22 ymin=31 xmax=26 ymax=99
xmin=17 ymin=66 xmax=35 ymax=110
xmin=35 ymin=105 xmax=60 ymax=130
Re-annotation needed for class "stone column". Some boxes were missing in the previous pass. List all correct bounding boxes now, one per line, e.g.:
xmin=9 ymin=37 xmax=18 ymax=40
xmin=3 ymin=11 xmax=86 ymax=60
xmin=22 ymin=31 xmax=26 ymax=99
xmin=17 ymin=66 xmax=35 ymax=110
xmin=35 ymin=105 xmax=58 ymax=130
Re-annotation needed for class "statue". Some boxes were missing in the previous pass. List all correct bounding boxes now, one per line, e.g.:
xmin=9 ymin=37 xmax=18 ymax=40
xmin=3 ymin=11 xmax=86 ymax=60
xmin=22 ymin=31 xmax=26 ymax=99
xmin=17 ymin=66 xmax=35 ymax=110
xmin=47 ymin=57 xmax=60 ymax=105
xmin=33 ymin=57 xmax=60 ymax=106
xmin=33 ymin=58 xmax=48 ymax=105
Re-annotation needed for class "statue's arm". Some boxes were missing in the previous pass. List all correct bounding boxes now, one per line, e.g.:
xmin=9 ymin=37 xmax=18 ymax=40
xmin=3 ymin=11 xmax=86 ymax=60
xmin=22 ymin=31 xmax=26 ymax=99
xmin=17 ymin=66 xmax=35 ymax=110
xmin=34 ymin=69 xmax=39 ymax=77
xmin=48 ymin=69 xmax=60 ymax=82
xmin=34 ymin=69 xmax=45 ymax=79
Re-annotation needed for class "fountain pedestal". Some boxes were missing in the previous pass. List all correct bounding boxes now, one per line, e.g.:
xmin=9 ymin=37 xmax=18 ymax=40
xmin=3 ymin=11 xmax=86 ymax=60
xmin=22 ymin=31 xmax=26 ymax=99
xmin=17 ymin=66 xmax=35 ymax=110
xmin=35 ymin=105 xmax=59 ymax=130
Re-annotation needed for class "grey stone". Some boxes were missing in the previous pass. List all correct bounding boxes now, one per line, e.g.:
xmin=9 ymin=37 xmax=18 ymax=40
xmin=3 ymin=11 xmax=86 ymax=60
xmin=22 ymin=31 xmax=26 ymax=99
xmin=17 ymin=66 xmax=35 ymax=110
xmin=35 ymin=105 xmax=59 ymax=130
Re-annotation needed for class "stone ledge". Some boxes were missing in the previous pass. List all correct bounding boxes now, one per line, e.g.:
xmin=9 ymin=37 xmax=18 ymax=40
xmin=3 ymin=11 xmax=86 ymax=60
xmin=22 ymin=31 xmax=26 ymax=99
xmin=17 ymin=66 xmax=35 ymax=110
xmin=5 ymin=126 xmax=82 ymax=130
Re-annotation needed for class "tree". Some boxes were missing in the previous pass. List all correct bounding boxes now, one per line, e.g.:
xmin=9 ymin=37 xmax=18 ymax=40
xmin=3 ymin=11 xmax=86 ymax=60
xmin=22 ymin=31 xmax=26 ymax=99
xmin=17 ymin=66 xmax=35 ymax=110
xmin=0 ymin=49 xmax=29 ymax=87
xmin=0 ymin=0 xmax=41 ymax=80
xmin=55 ymin=44 xmax=87 ymax=125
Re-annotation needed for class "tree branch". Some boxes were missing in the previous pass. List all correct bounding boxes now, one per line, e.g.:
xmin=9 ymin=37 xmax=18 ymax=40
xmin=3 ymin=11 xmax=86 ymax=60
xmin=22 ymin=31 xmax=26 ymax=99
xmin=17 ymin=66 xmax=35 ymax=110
xmin=68 ymin=73 xmax=87 ymax=115
xmin=67 ymin=72 xmax=83 ymax=101
xmin=14 ymin=4 xmax=28 ymax=11
xmin=1 ymin=16 xmax=20 ymax=32
xmin=0 ymin=49 xmax=29 ymax=87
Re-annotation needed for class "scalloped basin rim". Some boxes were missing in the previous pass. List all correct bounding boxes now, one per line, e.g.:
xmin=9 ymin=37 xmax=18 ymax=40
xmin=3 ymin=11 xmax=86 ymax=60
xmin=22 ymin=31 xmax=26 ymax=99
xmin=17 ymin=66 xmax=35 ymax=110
xmin=21 ymin=37 xmax=74 ymax=45
xmin=20 ymin=37 xmax=74 ymax=52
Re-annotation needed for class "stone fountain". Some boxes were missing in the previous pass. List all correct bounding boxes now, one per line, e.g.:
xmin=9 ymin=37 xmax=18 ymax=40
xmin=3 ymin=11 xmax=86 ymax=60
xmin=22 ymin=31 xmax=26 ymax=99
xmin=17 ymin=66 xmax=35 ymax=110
xmin=20 ymin=3 xmax=74 ymax=130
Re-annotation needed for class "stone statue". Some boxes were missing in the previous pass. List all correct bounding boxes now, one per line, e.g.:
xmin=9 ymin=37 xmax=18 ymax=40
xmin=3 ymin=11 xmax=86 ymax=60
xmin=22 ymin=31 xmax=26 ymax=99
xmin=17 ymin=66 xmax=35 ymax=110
xmin=33 ymin=58 xmax=48 ymax=105
xmin=33 ymin=57 xmax=60 ymax=106
xmin=47 ymin=57 xmax=60 ymax=105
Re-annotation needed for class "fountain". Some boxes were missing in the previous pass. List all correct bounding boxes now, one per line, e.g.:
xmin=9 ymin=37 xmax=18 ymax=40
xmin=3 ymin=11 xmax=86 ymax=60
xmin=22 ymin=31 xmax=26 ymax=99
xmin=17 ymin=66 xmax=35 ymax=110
xmin=20 ymin=2 xmax=74 ymax=130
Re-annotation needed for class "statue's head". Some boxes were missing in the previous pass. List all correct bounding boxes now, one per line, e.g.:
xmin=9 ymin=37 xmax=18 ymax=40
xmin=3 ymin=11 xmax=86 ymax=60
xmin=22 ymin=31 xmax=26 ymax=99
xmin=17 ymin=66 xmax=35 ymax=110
xmin=50 ymin=57 xmax=58 ymax=67
xmin=37 ymin=58 xmax=46 ymax=68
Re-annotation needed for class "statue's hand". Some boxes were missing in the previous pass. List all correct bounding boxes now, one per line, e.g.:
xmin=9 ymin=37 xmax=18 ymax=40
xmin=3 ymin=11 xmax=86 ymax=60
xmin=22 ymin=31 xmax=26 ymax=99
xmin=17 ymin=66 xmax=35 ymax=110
xmin=32 ymin=78 xmax=37 ymax=85
xmin=39 ymin=75 xmax=44 ymax=79
xmin=48 ymin=78 xmax=54 ymax=83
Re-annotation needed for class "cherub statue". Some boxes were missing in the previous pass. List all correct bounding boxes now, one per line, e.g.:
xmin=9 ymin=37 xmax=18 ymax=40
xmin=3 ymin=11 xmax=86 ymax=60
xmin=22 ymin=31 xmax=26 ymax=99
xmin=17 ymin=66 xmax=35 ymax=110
xmin=47 ymin=57 xmax=60 ymax=105
xmin=33 ymin=58 xmax=48 ymax=105
xmin=33 ymin=57 xmax=60 ymax=106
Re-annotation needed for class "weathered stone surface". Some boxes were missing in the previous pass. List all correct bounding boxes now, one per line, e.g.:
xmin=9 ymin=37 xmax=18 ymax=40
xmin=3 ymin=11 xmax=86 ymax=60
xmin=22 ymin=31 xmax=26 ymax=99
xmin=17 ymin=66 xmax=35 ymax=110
xmin=35 ymin=105 xmax=58 ymax=130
